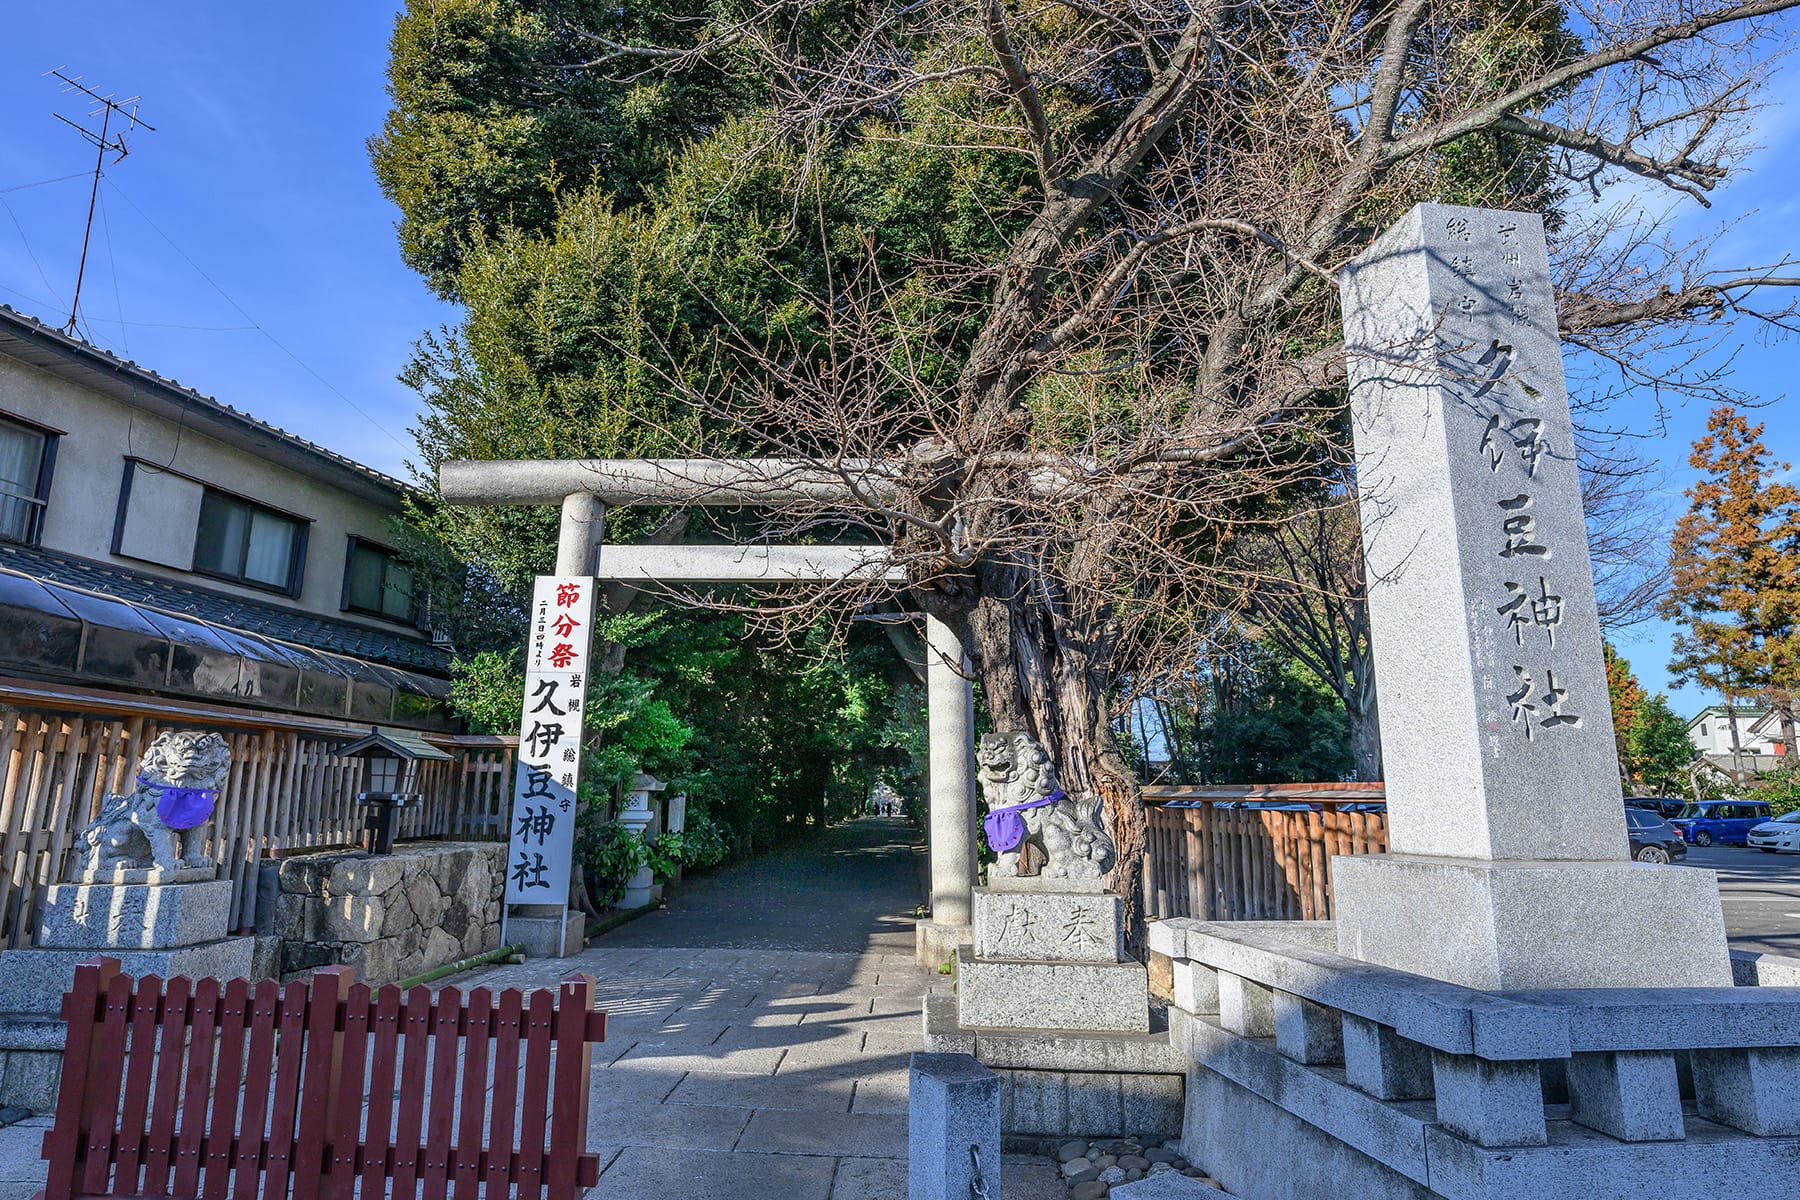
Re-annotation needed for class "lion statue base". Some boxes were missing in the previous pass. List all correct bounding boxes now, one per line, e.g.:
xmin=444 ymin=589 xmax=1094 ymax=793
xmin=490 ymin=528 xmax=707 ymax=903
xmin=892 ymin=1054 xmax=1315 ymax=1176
xmin=68 ymin=730 xmax=231 ymax=882
xmin=976 ymin=731 xmax=1114 ymax=892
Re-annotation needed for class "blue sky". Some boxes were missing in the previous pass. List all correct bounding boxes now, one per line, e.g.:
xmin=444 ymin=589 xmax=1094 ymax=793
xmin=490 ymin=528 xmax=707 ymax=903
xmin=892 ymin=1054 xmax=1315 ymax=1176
xmin=0 ymin=4 xmax=1796 ymax=719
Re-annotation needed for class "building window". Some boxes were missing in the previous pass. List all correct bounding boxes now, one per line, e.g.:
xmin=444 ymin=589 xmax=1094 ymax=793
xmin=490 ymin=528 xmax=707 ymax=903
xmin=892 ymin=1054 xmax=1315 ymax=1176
xmin=344 ymin=538 xmax=416 ymax=622
xmin=0 ymin=416 xmax=53 ymax=544
xmin=194 ymin=489 xmax=304 ymax=592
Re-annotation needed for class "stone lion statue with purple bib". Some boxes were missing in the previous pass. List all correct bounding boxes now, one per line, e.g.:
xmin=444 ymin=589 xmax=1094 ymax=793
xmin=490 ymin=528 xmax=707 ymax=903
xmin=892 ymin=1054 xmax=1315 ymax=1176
xmin=976 ymin=731 xmax=1113 ymax=886
xmin=70 ymin=730 xmax=230 ymax=878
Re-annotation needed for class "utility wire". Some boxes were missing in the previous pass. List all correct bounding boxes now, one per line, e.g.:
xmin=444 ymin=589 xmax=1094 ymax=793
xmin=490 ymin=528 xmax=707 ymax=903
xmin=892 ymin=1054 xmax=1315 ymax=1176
xmin=103 ymin=176 xmax=413 ymax=456
xmin=0 ymin=194 xmax=66 ymax=309
xmin=0 ymin=171 xmax=91 ymax=194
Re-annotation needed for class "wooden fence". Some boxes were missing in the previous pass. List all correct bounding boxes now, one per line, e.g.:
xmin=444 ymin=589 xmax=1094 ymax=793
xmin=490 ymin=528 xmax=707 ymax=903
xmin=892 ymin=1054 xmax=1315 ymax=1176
xmin=43 ymin=957 xmax=605 ymax=1200
xmin=0 ymin=678 xmax=516 ymax=949
xmin=1143 ymin=784 xmax=1388 ymax=921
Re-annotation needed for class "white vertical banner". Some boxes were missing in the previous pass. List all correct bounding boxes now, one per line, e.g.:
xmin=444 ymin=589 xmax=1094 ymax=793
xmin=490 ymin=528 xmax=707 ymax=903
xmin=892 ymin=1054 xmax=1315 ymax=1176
xmin=505 ymin=575 xmax=597 ymax=905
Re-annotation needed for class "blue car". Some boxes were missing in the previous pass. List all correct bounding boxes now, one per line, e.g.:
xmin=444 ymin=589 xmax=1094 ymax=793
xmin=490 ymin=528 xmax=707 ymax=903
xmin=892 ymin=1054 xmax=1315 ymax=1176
xmin=1670 ymin=800 xmax=1775 ymax=847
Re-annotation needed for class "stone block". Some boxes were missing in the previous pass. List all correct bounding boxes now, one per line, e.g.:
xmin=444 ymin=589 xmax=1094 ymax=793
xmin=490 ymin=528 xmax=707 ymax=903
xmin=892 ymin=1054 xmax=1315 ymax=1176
xmin=0 ymin=938 xmax=254 ymax=1014
xmin=909 ymin=1053 xmax=1001 ymax=1200
xmin=1274 ymin=990 xmax=1343 ymax=1065
xmin=923 ymin=994 xmax=1188 ymax=1076
xmin=0 ymin=1048 xmax=62 ymax=1112
xmin=1118 ymin=1071 xmax=1184 ymax=1140
xmin=1731 ymin=949 xmax=1800 ymax=987
xmin=1333 ymin=854 xmax=1732 ymax=990
xmin=1171 ymin=960 xmax=1218 ymax=1016
xmin=914 ymin=920 xmax=972 ymax=970
xmin=1694 ymin=1047 xmax=1800 ymax=1136
xmin=955 ymin=947 xmax=1148 ymax=1033
xmin=1111 ymin=1177 xmax=1228 ymax=1198
xmin=972 ymin=889 xmax=1123 ymax=963
xmin=1341 ymin=1015 xmax=1433 ymax=1101
xmin=1001 ymin=1068 xmax=1067 ymax=1134
xmin=35 ymin=880 xmax=233 ymax=950
xmin=1066 ymin=1071 xmax=1123 ymax=1133
xmin=1429 ymin=1052 xmax=1545 ymax=1147
xmin=511 ymin=909 xmax=585 ymax=959
xmin=1217 ymin=974 xmax=1274 ymax=1039
xmin=1565 ymin=1050 xmax=1685 ymax=1142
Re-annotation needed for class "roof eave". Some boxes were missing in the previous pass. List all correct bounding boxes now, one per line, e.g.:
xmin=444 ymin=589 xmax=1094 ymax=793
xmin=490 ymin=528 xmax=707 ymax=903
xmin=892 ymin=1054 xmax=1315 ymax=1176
xmin=0 ymin=307 xmax=418 ymax=508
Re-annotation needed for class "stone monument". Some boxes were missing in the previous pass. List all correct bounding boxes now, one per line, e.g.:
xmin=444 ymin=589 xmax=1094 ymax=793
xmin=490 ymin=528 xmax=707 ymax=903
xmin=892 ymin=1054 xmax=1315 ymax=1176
xmin=0 ymin=730 xmax=257 ymax=1109
xmin=954 ymin=732 xmax=1144 ymax=1032
xmin=1332 ymin=202 xmax=1730 ymax=989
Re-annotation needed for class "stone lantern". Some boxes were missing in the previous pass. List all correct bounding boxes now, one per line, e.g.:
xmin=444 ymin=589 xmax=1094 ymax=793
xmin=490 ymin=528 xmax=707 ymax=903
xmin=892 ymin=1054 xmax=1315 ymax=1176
xmin=335 ymin=727 xmax=451 ymax=854
xmin=618 ymin=772 xmax=664 ymax=907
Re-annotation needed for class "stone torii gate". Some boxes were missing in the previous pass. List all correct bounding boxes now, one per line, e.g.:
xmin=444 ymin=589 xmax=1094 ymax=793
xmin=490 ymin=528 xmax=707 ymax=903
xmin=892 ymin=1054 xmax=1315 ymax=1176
xmin=439 ymin=458 xmax=979 ymax=964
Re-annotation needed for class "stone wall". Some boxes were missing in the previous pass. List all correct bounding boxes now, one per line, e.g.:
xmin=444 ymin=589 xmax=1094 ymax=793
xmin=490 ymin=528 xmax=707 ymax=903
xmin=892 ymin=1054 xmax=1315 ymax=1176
xmin=271 ymin=842 xmax=504 ymax=986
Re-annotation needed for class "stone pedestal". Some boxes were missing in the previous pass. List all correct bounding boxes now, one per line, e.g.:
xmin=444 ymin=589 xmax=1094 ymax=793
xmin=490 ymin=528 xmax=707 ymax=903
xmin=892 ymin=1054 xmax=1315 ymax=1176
xmin=510 ymin=908 xmax=586 ymax=958
xmin=956 ymin=888 xmax=1148 ymax=1035
xmin=0 ymin=874 xmax=255 ymax=1111
xmin=1333 ymin=855 xmax=1732 ymax=990
xmin=916 ymin=919 xmax=973 ymax=972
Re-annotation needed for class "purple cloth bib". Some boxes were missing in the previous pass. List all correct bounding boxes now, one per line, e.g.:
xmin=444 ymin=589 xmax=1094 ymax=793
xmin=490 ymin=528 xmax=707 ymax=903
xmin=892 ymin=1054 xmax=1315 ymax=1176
xmin=983 ymin=789 xmax=1066 ymax=853
xmin=141 ymin=776 xmax=218 ymax=830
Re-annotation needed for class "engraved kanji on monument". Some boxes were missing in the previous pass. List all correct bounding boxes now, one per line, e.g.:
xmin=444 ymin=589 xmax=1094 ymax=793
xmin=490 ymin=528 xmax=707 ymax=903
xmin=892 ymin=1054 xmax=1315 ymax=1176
xmin=1330 ymin=203 xmax=1730 ymax=990
xmin=1340 ymin=203 xmax=1623 ymax=861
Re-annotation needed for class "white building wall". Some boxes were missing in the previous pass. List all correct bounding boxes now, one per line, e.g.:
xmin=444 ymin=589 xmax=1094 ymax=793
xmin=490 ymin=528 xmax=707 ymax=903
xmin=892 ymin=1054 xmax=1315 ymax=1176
xmin=0 ymin=354 xmax=414 ymax=633
xmin=1688 ymin=710 xmax=1780 ymax=756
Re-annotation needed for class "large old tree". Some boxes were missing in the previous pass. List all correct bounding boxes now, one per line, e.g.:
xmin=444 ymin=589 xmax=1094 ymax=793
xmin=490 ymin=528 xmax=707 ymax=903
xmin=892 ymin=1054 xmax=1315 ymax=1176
xmin=377 ymin=0 xmax=1799 ymax=925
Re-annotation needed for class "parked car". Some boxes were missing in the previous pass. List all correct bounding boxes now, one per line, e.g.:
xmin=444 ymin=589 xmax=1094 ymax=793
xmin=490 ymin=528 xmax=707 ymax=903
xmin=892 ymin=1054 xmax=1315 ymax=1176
xmin=1747 ymin=810 xmax=1800 ymax=854
xmin=1625 ymin=795 xmax=1684 ymax=819
xmin=1624 ymin=806 xmax=1687 ymax=864
xmin=1669 ymin=800 xmax=1776 ymax=847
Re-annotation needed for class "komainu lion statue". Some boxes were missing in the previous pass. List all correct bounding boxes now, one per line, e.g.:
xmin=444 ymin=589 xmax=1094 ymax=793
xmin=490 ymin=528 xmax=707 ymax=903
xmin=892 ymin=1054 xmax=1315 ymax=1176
xmin=69 ymin=730 xmax=231 ymax=878
xmin=976 ymin=731 xmax=1113 ymax=885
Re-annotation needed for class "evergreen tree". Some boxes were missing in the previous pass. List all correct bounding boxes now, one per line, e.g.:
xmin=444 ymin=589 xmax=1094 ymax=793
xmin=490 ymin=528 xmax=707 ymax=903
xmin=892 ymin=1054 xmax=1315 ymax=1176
xmin=1660 ymin=406 xmax=1800 ymax=764
xmin=1603 ymin=642 xmax=1645 ymax=789
xmin=1626 ymin=695 xmax=1697 ymax=798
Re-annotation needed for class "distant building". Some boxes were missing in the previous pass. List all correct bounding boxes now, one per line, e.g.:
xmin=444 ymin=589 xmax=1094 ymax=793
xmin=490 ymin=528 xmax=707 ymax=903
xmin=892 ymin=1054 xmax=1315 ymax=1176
xmin=1685 ymin=704 xmax=1783 ymax=758
xmin=0 ymin=306 xmax=451 ymax=727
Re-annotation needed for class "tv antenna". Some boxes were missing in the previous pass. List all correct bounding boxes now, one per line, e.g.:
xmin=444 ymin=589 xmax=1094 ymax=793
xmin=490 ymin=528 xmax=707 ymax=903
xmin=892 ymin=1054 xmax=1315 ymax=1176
xmin=45 ymin=69 xmax=154 ymax=337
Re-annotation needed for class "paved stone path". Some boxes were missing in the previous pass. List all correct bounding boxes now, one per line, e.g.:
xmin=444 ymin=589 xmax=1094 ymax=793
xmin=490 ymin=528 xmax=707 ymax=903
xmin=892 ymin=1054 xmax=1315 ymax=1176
xmin=459 ymin=816 xmax=1061 ymax=1199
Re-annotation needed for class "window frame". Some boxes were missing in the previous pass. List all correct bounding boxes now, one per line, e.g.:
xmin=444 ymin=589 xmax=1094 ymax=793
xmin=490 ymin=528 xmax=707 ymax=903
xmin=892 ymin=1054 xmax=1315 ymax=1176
xmin=191 ymin=486 xmax=309 ymax=597
xmin=341 ymin=535 xmax=419 ymax=625
xmin=0 ymin=409 xmax=61 ymax=546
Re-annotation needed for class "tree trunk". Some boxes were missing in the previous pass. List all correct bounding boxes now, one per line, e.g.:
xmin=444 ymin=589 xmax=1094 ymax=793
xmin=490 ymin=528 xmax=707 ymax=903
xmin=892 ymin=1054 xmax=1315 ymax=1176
xmin=1347 ymin=683 xmax=1382 ymax=783
xmin=1725 ymin=692 xmax=1745 ymax=780
xmin=963 ymin=560 xmax=1147 ymax=945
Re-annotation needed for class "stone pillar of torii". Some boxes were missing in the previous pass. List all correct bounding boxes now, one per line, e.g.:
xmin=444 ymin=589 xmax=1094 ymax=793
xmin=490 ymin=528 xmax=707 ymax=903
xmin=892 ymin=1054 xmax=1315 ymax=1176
xmin=440 ymin=458 xmax=977 ymax=962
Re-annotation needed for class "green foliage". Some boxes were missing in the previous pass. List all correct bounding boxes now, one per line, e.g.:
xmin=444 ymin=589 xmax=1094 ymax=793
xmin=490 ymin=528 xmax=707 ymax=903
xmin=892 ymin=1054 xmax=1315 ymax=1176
xmin=372 ymin=0 xmax=760 ymax=297
xmin=576 ymin=813 xmax=649 ymax=907
xmin=1625 ymin=695 xmax=1699 ymax=798
xmin=644 ymin=832 xmax=685 ymax=882
xmin=1752 ymin=766 xmax=1800 ymax=815
xmin=1156 ymin=637 xmax=1354 ymax=784
xmin=678 ymin=808 xmax=730 ymax=869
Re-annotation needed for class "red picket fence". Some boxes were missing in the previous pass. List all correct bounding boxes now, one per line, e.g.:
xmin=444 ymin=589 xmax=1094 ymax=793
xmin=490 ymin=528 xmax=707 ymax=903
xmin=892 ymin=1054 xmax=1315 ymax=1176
xmin=39 ymin=958 xmax=607 ymax=1200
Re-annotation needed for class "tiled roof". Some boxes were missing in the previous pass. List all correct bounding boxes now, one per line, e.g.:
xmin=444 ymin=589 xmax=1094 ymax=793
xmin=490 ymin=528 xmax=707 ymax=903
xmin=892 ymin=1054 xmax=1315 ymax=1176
xmin=0 ymin=543 xmax=451 ymax=675
xmin=0 ymin=305 xmax=415 ymax=500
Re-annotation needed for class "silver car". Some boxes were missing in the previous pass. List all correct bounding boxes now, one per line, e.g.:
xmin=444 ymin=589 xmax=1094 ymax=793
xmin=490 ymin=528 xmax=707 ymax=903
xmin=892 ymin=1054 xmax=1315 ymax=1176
xmin=1747 ymin=810 xmax=1800 ymax=853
